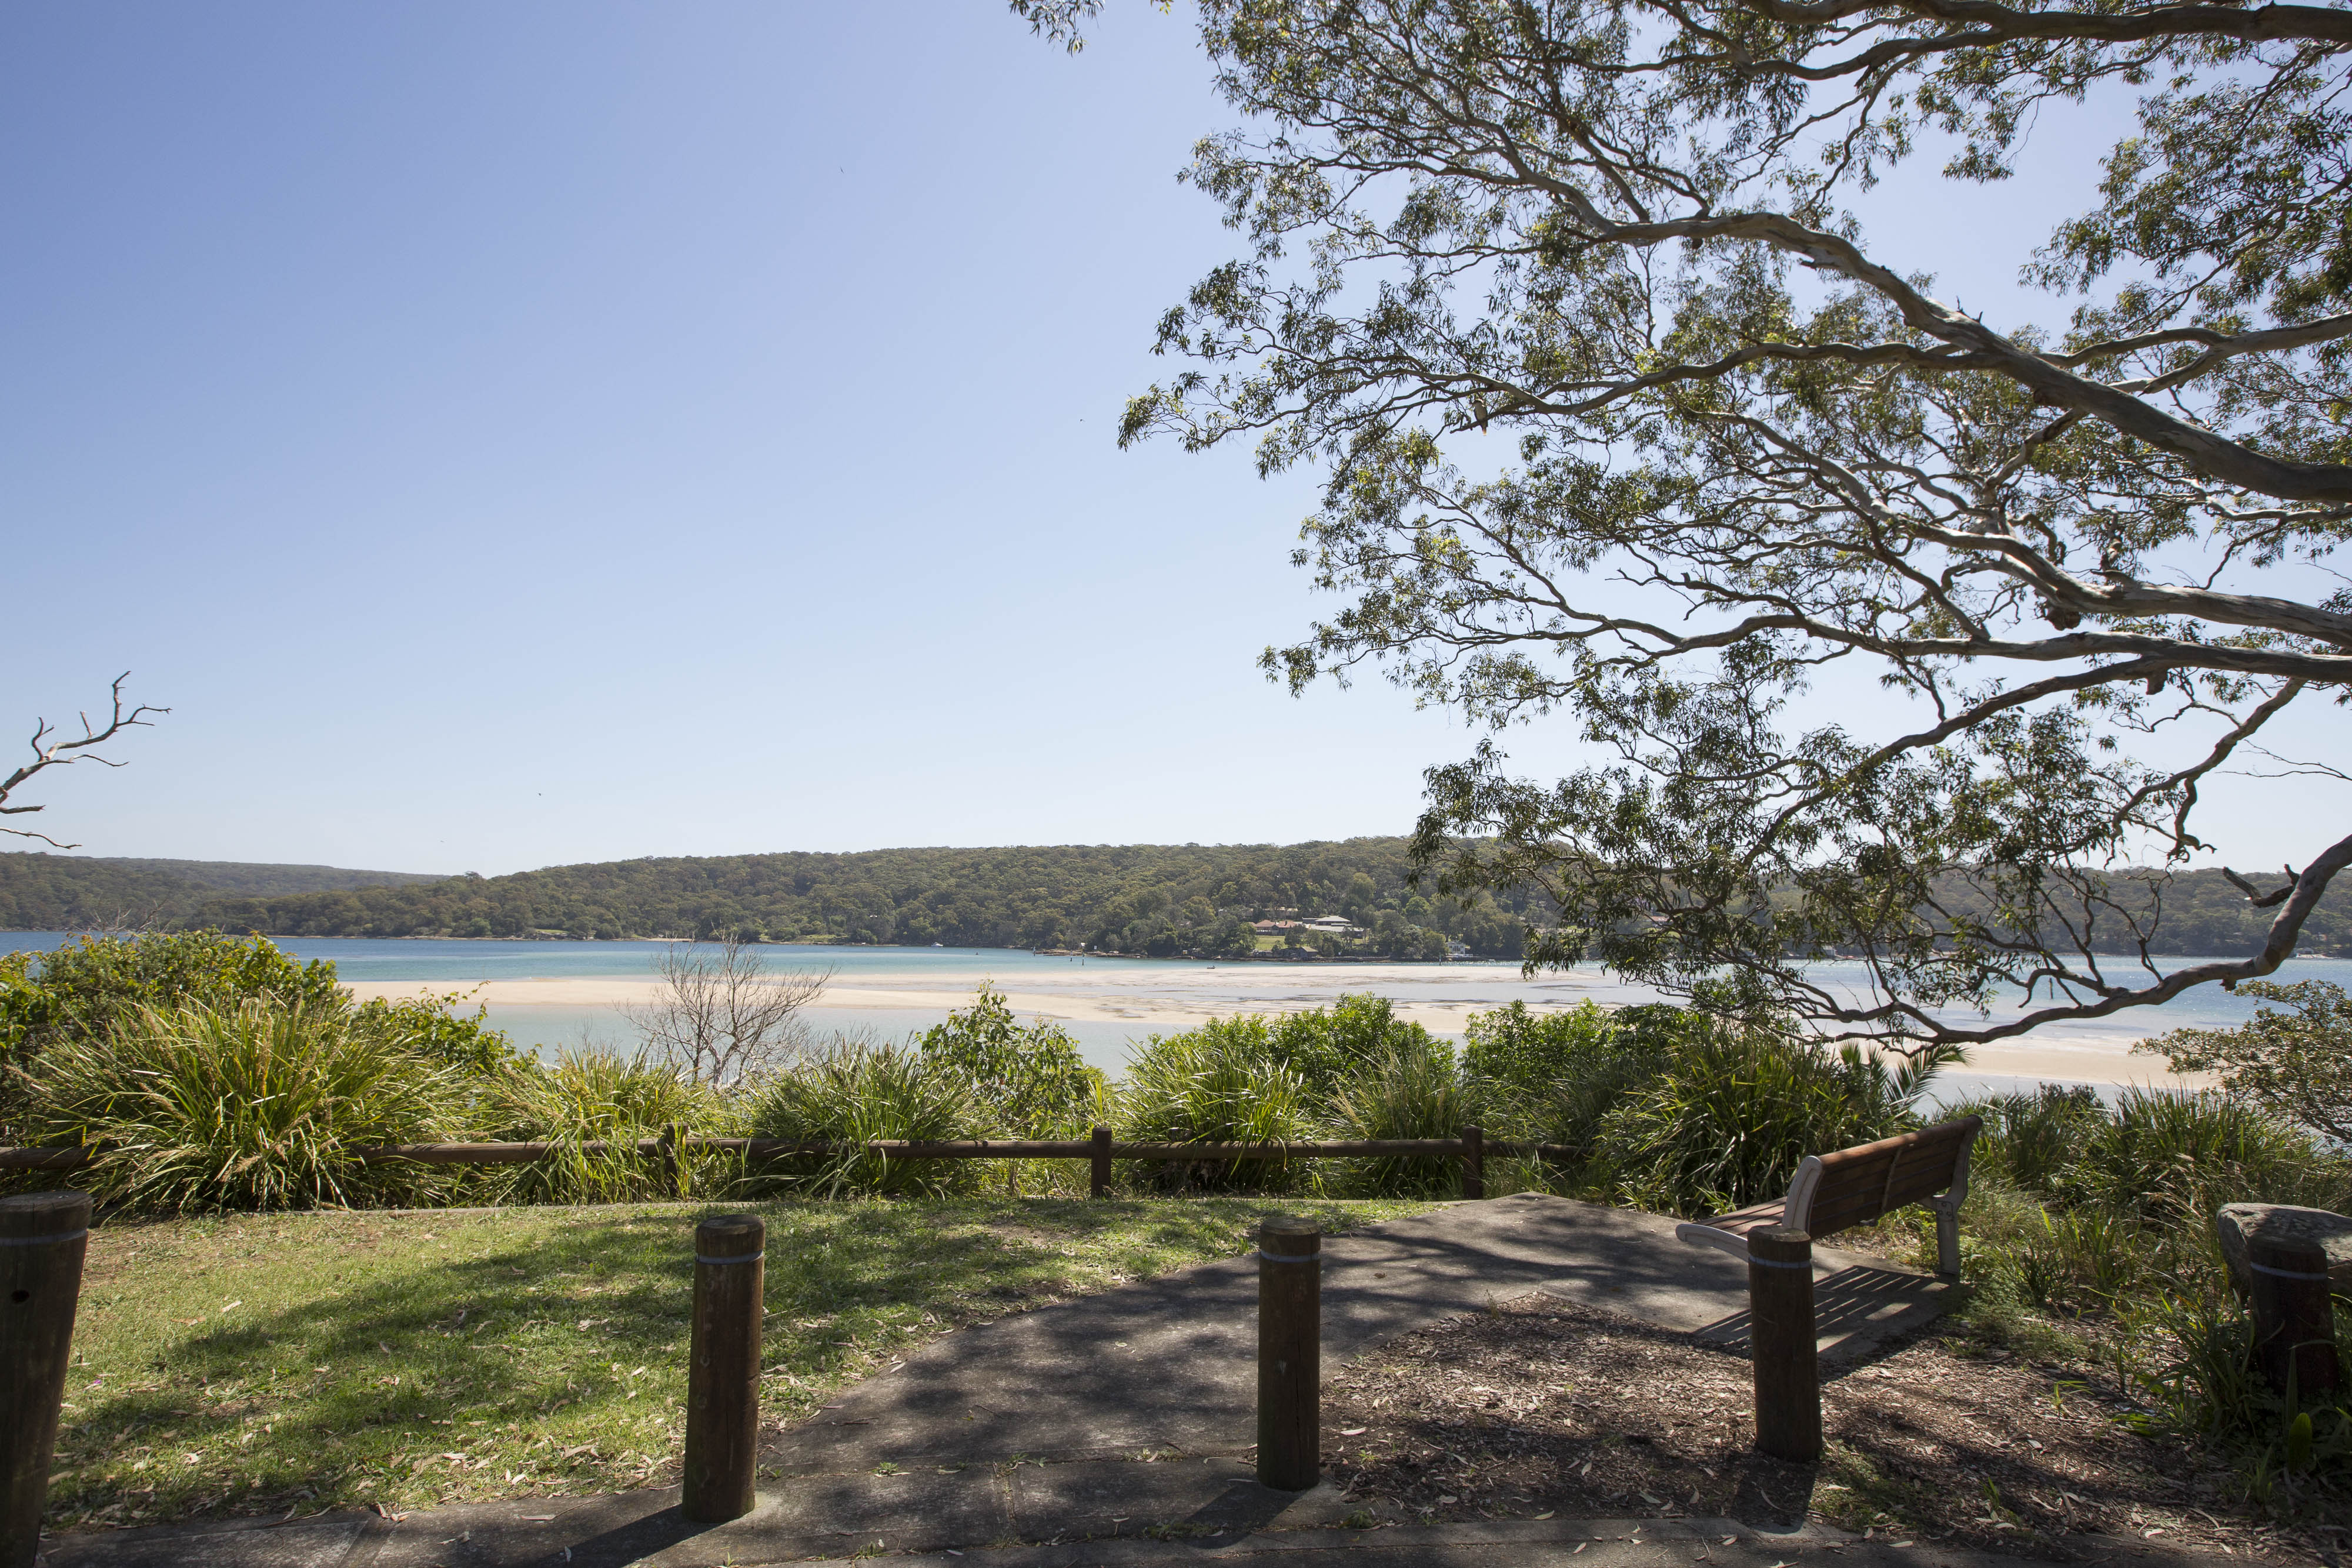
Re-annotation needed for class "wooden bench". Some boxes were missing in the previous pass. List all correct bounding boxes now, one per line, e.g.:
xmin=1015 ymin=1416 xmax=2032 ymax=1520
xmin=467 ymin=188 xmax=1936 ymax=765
xmin=1673 ymin=1115 xmax=1983 ymax=1277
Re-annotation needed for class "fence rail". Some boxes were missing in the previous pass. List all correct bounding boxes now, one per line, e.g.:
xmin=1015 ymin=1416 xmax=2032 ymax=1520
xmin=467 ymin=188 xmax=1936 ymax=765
xmin=0 ymin=1129 xmax=1572 ymax=1198
xmin=0 ymin=1134 xmax=1568 ymax=1167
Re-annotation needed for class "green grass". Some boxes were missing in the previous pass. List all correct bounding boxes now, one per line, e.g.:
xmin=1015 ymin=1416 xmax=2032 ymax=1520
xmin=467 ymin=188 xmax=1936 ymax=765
xmin=50 ymin=1195 xmax=1431 ymax=1527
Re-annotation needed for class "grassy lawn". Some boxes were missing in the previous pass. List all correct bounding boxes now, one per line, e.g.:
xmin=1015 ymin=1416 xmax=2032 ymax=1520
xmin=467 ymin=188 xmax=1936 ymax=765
xmin=51 ymin=1196 xmax=1431 ymax=1529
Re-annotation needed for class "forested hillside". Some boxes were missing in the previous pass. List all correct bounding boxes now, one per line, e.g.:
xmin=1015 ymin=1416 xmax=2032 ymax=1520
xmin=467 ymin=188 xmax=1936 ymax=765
xmin=8 ymin=844 xmax=2339 ymax=961
xmin=0 ymin=855 xmax=449 ymax=932
xmin=175 ymin=840 xmax=1541 ymax=957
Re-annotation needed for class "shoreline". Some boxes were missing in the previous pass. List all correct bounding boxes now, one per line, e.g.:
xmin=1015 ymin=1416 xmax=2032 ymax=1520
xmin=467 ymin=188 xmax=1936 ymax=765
xmin=343 ymin=972 xmax=2215 ymax=1090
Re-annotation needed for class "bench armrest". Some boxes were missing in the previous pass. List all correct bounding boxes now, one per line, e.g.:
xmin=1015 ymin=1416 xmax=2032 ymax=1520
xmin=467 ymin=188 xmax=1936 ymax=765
xmin=1674 ymin=1221 xmax=1755 ymax=1258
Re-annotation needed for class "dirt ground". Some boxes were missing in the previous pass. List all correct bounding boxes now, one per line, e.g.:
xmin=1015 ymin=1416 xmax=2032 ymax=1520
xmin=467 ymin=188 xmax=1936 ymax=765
xmin=1318 ymin=1294 xmax=2343 ymax=1564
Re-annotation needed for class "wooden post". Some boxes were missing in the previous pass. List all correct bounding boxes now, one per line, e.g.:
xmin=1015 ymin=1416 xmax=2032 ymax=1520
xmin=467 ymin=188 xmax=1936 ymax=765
xmin=1748 ymin=1226 xmax=1821 ymax=1462
xmin=2249 ymin=1232 xmax=2338 ymax=1400
xmin=1090 ymin=1126 xmax=1112 ymax=1199
xmin=1461 ymin=1125 xmax=1485 ymax=1199
xmin=1256 ymin=1216 xmax=1321 ymax=1492
xmin=1 ymin=1191 xmax=91 ymax=1568
xmin=683 ymin=1214 xmax=764 ymax=1523
xmin=659 ymin=1122 xmax=682 ymax=1198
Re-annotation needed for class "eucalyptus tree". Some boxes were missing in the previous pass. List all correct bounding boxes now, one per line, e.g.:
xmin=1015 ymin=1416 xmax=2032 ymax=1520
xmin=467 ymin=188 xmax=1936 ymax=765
xmin=1027 ymin=0 xmax=2352 ymax=1048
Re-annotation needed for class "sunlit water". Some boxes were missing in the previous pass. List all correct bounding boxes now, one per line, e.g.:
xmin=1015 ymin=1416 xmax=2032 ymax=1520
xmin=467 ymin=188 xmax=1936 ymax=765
xmin=8 ymin=932 xmax=2341 ymax=1106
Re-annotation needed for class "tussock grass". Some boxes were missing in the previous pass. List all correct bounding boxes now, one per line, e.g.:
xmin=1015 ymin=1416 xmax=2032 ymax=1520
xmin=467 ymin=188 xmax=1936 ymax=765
xmin=1116 ymin=1027 xmax=1316 ymax=1191
xmin=1328 ymin=1045 xmax=1483 ymax=1196
xmin=49 ymin=1196 xmax=1432 ymax=1527
xmin=740 ymin=1039 xmax=987 ymax=1196
xmin=28 ymin=1000 xmax=456 ymax=1213
xmin=465 ymin=1049 xmax=725 ymax=1205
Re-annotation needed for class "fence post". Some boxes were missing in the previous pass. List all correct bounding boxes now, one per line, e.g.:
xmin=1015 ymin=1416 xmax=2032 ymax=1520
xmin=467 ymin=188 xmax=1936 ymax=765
xmin=659 ymin=1122 xmax=682 ymax=1198
xmin=1460 ymin=1125 xmax=1485 ymax=1200
xmin=1748 ymin=1226 xmax=1820 ymax=1462
xmin=1 ymin=1191 xmax=92 ymax=1568
xmin=2249 ymin=1232 xmax=2339 ymax=1400
xmin=1090 ymin=1126 xmax=1112 ymax=1199
xmin=683 ymin=1214 xmax=764 ymax=1523
xmin=1256 ymin=1216 xmax=1321 ymax=1492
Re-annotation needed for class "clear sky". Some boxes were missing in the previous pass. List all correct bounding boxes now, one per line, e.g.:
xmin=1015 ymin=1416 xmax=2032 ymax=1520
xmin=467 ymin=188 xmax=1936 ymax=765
xmin=7 ymin=3 xmax=2342 ymax=876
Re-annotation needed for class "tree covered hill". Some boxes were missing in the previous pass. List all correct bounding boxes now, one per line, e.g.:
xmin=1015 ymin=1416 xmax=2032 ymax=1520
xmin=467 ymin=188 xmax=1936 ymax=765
xmin=0 ymin=855 xmax=449 ymax=932
xmin=5 ymin=844 xmax=2337 ymax=962
xmin=169 ymin=840 xmax=1542 ymax=957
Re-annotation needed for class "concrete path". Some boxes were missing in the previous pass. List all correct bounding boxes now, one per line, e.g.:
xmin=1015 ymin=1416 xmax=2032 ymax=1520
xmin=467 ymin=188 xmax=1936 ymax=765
xmin=766 ymin=1193 xmax=1953 ymax=1473
xmin=38 ymin=1195 xmax=1959 ymax=1568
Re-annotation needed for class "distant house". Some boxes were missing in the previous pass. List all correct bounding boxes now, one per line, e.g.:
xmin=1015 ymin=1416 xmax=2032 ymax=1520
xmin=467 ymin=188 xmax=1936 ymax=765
xmin=1300 ymin=915 xmax=1365 ymax=938
xmin=1252 ymin=919 xmax=1305 ymax=935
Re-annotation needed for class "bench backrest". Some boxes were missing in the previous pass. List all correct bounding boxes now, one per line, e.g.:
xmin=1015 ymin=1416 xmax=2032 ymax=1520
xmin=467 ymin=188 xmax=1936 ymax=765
xmin=1785 ymin=1115 xmax=1982 ymax=1239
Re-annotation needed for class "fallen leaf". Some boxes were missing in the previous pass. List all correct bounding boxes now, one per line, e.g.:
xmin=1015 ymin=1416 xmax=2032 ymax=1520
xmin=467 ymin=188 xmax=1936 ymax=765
xmin=1339 ymin=1427 xmax=1368 ymax=1436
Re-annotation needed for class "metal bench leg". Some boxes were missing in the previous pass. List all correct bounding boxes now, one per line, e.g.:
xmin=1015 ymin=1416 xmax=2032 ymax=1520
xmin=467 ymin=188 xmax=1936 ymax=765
xmin=1935 ymin=1204 xmax=1960 ymax=1278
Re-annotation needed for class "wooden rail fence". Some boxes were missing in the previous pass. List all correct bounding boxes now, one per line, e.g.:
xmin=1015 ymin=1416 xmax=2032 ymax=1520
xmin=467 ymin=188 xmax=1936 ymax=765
xmin=0 ymin=1127 xmax=1570 ymax=1199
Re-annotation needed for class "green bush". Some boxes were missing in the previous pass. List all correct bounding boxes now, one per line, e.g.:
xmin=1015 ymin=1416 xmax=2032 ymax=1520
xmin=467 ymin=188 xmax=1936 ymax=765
xmin=2057 ymin=1089 xmax=2345 ymax=1226
xmin=465 ymin=1048 xmax=718 ymax=1203
xmin=1117 ymin=1024 xmax=1317 ymax=1191
xmin=1462 ymin=1001 xmax=1692 ymax=1164
xmin=353 ymin=992 xmax=519 ymax=1078
xmin=1260 ymin=994 xmax=1449 ymax=1102
xmin=1328 ymin=1045 xmax=1482 ymax=1196
xmin=1957 ymin=1084 xmax=2106 ymax=1192
xmin=918 ymin=983 xmax=1103 ymax=1137
xmin=1593 ymin=1029 xmax=1946 ymax=1216
xmin=740 ymin=1038 xmax=983 ymax=1197
xmin=1 ymin=932 xmax=346 ymax=1141
xmin=28 ymin=998 xmax=454 ymax=1213
xmin=2141 ymin=980 xmax=2352 ymax=1145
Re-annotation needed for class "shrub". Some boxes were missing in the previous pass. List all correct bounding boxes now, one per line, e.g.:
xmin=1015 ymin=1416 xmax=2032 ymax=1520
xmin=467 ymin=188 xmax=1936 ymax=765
xmin=740 ymin=1037 xmax=983 ymax=1197
xmin=1117 ymin=1025 xmax=1316 ymax=1191
xmin=1957 ymin=1084 xmax=2106 ymax=1193
xmin=1462 ymin=1001 xmax=1693 ymax=1165
xmin=1328 ymin=1045 xmax=1482 ymax=1196
xmin=28 ymin=998 xmax=453 ymax=1213
xmin=465 ymin=1048 xmax=719 ymax=1203
xmin=1262 ymin=994 xmax=1449 ymax=1102
xmin=353 ymin=992 xmax=520 ymax=1078
xmin=1593 ymin=1029 xmax=1946 ymax=1216
xmin=1 ymin=932 xmax=344 ymax=1141
xmin=918 ymin=983 xmax=1103 ymax=1137
xmin=2057 ymin=1089 xmax=2346 ymax=1228
xmin=2141 ymin=981 xmax=2352 ymax=1146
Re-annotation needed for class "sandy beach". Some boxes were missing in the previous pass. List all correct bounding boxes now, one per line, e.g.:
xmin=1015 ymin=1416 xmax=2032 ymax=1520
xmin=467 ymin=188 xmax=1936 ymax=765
xmin=343 ymin=957 xmax=2211 ymax=1089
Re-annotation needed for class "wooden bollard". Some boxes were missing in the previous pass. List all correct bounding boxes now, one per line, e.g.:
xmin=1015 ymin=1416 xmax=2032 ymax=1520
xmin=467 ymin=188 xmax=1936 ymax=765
xmin=2249 ymin=1232 xmax=2339 ymax=1399
xmin=1090 ymin=1126 xmax=1112 ymax=1198
xmin=683 ymin=1214 xmax=764 ymax=1523
xmin=1748 ymin=1227 xmax=1820 ymax=1462
xmin=1 ymin=1191 xmax=92 ymax=1568
xmin=1461 ymin=1125 xmax=1485 ymax=1199
xmin=1257 ymin=1216 xmax=1321 ymax=1491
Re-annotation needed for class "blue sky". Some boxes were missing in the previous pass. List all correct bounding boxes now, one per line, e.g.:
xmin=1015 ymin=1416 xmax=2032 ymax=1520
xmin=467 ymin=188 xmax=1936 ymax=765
xmin=6 ymin=2 xmax=2341 ymax=875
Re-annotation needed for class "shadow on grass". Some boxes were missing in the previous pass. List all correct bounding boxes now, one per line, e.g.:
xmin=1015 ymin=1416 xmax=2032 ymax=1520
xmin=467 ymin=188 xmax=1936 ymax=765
xmin=52 ymin=1196 xmax=1393 ymax=1526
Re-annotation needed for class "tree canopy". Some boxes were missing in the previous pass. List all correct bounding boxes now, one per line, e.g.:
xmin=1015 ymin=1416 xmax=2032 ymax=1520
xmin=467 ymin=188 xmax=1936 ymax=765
xmin=1087 ymin=0 xmax=2352 ymax=1045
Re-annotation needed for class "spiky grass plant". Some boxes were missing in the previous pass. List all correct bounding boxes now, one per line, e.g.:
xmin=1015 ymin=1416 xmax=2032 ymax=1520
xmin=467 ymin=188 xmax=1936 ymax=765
xmin=1116 ymin=1025 xmax=1315 ymax=1191
xmin=465 ymin=1048 xmax=723 ymax=1204
xmin=28 ymin=998 xmax=455 ymax=1213
xmin=1328 ymin=1045 xmax=1481 ymax=1196
xmin=740 ymin=1037 xmax=984 ymax=1198
xmin=1593 ymin=1028 xmax=1946 ymax=1216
